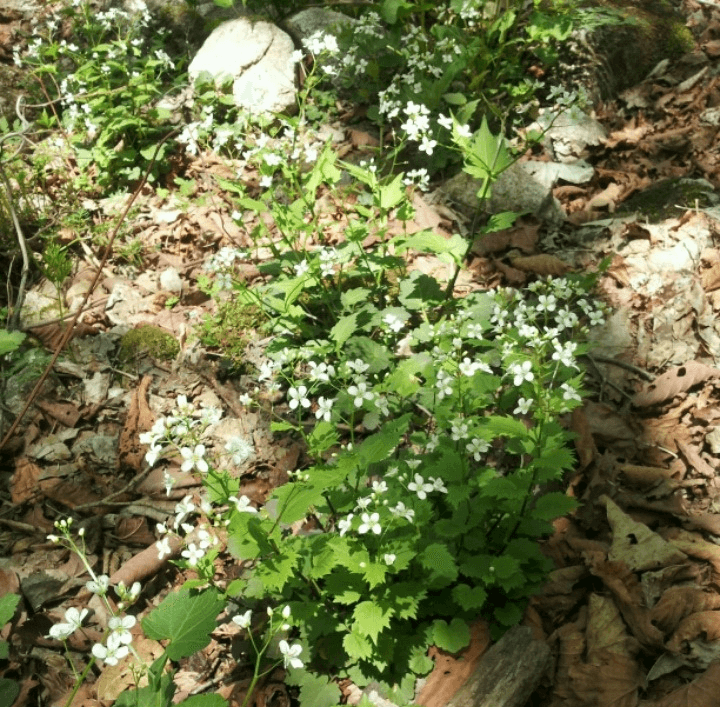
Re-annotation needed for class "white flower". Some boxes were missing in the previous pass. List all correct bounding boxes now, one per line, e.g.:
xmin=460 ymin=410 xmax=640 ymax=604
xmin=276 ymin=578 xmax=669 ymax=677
xmin=279 ymin=640 xmax=304 ymax=669
xmin=229 ymin=495 xmax=257 ymax=514
xmin=92 ymin=633 xmax=129 ymax=666
xmin=176 ymin=395 xmax=194 ymax=415
xmin=181 ymin=543 xmax=205 ymax=566
xmin=437 ymin=113 xmax=453 ymax=130
xmin=561 ymin=383 xmax=581 ymax=402
xmin=308 ymin=361 xmax=336 ymax=382
xmin=429 ymin=477 xmax=448 ymax=494
xmin=260 ymin=175 xmax=273 ymax=188
xmin=372 ymin=480 xmax=388 ymax=495
xmin=86 ymin=575 xmax=110 ymax=596
xmin=108 ymin=615 xmax=136 ymax=645
xmin=383 ymin=313 xmax=405 ymax=333
xmin=384 ymin=553 xmax=396 ymax=565
xmin=174 ymin=496 xmax=196 ymax=527
xmin=282 ymin=605 xmax=291 ymax=619
xmin=451 ymin=420 xmax=469 ymax=441
xmin=225 ymin=437 xmax=254 ymax=465
xmin=315 ymin=396 xmax=335 ymax=422
xmin=294 ymin=259 xmax=309 ymax=277
xmin=348 ymin=380 xmax=374 ymax=408
xmin=346 ymin=359 xmax=369 ymax=374
xmin=466 ymin=438 xmax=490 ymax=461
xmin=358 ymin=512 xmax=381 ymax=535
xmin=509 ymin=361 xmax=534 ymax=386
xmin=48 ymin=607 xmax=88 ymax=641
xmin=514 ymin=398 xmax=533 ymax=415
xmin=288 ymin=386 xmax=311 ymax=410
xmin=408 ymin=474 xmax=434 ymax=500
xmin=163 ymin=470 xmax=176 ymax=496
xmin=391 ymin=501 xmax=415 ymax=522
xmin=456 ymin=123 xmax=472 ymax=139
xmin=180 ymin=445 xmax=209 ymax=473
xmin=233 ymin=610 xmax=252 ymax=629
xmin=145 ymin=442 xmax=162 ymax=467
xmin=355 ymin=496 xmax=372 ymax=510
xmin=337 ymin=514 xmax=354 ymax=536
xmin=418 ymin=136 xmax=437 ymax=155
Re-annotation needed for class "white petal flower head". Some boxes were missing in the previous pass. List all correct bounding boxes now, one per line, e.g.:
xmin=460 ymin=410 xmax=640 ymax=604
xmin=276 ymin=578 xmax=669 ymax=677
xmin=338 ymin=514 xmax=354 ymax=536
xmin=288 ymin=386 xmax=311 ymax=410
xmin=384 ymin=553 xmax=396 ymax=565
xmin=156 ymin=537 xmax=172 ymax=560
xmin=181 ymin=543 xmax=205 ymax=567
xmin=408 ymin=474 xmax=433 ymax=500
xmin=92 ymin=632 xmax=129 ymax=666
xmin=232 ymin=610 xmax=252 ymax=629
xmin=86 ymin=575 xmax=110 ymax=596
xmin=358 ymin=512 xmax=381 ymax=535
xmin=229 ymin=495 xmax=258 ymax=514
xmin=282 ymin=605 xmax=291 ymax=619
xmin=510 ymin=360 xmax=534 ymax=386
xmin=225 ymin=436 xmax=254 ymax=465
xmin=48 ymin=607 xmax=88 ymax=641
xmin=180 ymin=445 xmax=209 ymax=474
xmin=279 ymin=640 xmax=304 ymax=669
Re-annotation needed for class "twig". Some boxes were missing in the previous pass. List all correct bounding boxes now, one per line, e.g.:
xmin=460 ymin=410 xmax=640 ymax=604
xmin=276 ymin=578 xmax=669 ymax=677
xmin=586 ymin=353 xmax=654 ymax=381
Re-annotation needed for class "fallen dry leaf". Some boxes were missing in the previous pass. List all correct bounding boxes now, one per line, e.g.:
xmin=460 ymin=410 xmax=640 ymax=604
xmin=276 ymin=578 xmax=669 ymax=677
xmin=634 ymin=361 xmax=720 ymax=407
xmin=510 ymin=253 xmax=571 ymax=276
xmin=652 ymin=588 xmax=720 ymax=635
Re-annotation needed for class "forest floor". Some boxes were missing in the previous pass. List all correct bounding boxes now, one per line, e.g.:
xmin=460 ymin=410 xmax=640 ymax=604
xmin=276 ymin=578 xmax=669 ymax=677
xmin=3 ymin=0 xmax=720 ymax=706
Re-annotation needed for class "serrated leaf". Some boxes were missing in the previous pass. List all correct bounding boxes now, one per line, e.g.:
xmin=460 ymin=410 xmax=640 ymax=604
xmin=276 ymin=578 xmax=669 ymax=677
xmin=114 ymin=672 xmax=175 ymax=707
xmin=433 ymin=618 xmax=470 ymax=653
xmin=396 ymin=230 xmax=467 ymax=265
xmin=330 ymin=313 xmax=358 ymax=350
xmin=408 ymin=648 xmax=434 ymax=675
xmin=398 ymin=272 xmax=443 ymax=310
xmin=142 ymin=587 xmax=224 ymax=660
xmin=385 ymin=582 xmax=426 ymax=620
xmin=494 ymin=602 xmax=523 ymax=627
xmin=0 ymin=330 xmax=25 ymax=356
xmin=531 ymin=492 xmax=577 ymax=521
xmin=344 ymin=630 xmax=373 ymax=660
xmin=288 ymin=670 xmax=341 ymax=707
xmin=341 ymin=288 xmax=372 ymax=310
xmin=452 ymin=583 xmax=487 ymax=610
xmin=418 ymin=543 xmax=458 ymax=588
xmin=269 ymin=482 xmax=326 ymax=524
xmin=356 ymin=415 xmax=411 ymax=465
xmin=353 ymin=601 xmax=392 ymax=644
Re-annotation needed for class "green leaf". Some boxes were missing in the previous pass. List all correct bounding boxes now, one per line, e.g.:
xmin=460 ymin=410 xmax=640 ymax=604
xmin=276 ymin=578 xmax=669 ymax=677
xmin=530 ymin=492 xmax=577 ymax=521
xmin=418 ymin=543 xmax=458 ymax=589
xmin=142 ymin=587 xmax=224 ymax=660
xmin=178 ymin=696 xmax=228 ymax=706
xmin=398 ymin=272 xmax=443 ymax=310
xmin=0 ymin=330 xmax=25 ymax=356
xmin=344 ymin=630 xmax=373 ymax=660
xmin=432 ymin=618 xmax=470 ymax=653
xmin=330 ymin=313 xmax=358 ymax=351
xmin=408 ymin=646 xmax=434 ymax=675
xmin=255 ymin=547 xmax=299 ymax=592
xmin=341 ymin=288 xmax=372 ymax=310
xmin=0 ymin=594 xmax=20 ymax=625
xmin=356 ymin=415 xmax=410 ymax=466
xmin=286 ymin=669 xmax=341 ymax=707
xmin=443 ymin=92 xmax=467 ymax=106
xmin=0 ymin=680 xmax=20 ymax=707
xmin=395 ymin=230 xmax=468 ymax=266
xmin=452 ymin=583 xmax=487 ymax=610
xmin=494 ymin=602 xmax=524 ymax=627
xmin=0 ymin=641 xmax=8 ymax=660
xmin=269 ymin=482 xmax=326 ymax=524
xmin=114 ymin=672 xmax=175 ymax=707
xmin=385 ymin=582 xmax=426 ymax=620
xmin=353 ymin=601 xmax=392 ymax=644
xmin=377 ymin=173 xmax=406 ymax=211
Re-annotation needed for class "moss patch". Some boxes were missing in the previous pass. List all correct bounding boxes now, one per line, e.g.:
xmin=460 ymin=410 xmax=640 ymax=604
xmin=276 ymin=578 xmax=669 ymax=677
xmin=118 ymin=325 xmax=180 ymax=364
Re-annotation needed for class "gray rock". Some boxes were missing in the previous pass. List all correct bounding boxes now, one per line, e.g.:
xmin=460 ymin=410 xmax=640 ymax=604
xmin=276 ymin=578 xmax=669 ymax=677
xmin=283 ymin=7 xmax=356 ymax=46
xmin=536 ymin=106 xmax=607 ymax=162
xmin=442 ymin=162 xmax=565 ymax=224
xmin=189 ymin=18 xmax=297 ymax=115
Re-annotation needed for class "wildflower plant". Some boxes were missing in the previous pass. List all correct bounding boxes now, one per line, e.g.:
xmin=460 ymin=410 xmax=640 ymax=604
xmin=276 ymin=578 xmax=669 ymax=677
xmin=14 ymin=0 xmax=181 ymax=190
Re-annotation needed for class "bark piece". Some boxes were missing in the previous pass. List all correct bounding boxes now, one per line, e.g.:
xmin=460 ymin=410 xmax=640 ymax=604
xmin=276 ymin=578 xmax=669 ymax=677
xmin=445 ymin=626 xmax=550 ymax=707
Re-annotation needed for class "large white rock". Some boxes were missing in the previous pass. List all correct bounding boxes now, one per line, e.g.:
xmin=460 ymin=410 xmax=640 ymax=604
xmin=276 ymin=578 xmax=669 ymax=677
xmin=189 ymin=18 xmax=297 ymax=115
